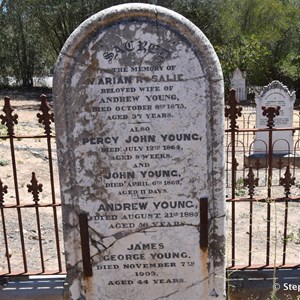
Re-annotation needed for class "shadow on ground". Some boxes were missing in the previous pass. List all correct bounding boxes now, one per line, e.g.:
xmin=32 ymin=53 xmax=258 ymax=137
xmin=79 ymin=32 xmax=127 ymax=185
xmin=227 ymin=269 xmax=300 ymax=300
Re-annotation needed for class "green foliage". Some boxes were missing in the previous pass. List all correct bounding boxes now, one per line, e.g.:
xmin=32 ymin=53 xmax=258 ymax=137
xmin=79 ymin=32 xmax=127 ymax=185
xmin=215 ymin=0 xmax=300 ymax=88
xmin=282 ymin=228 xmax=300 ymax=244
xmin=0 ymin=0 xmax=299 ymax=89
xmin=0 ymin=159 xmax=9 ymax=167
xmin=0 ymin=124 xmax=7 ymax=135
xmin=235 ymin=177 xmax=246 ymax=197
xmin=0 ymin=0 xmax=53 ymax=87
xmin=279 ymin=53 xmax=300 ymax=80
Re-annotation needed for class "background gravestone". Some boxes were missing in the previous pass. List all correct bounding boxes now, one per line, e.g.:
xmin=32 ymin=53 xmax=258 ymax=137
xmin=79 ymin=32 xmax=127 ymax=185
xmin=53 ymin=4 xmax=225 ymax=300
xmin=254 ymin=81 xmax=296 ymax=155
xmin=230 ymin=68 xmax=247 ymax=102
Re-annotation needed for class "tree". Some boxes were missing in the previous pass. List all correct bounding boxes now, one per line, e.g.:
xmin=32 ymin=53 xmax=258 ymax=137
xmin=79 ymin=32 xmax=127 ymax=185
xmin=0 ymin=0 xmax=53 ymax=87
xmin=215 ymin=0 xmax=300 ymax=89
xmin=0 ymin=0 xmax=299 ymax=89
xmin=23 ymin=0 xmax=138 ymax=56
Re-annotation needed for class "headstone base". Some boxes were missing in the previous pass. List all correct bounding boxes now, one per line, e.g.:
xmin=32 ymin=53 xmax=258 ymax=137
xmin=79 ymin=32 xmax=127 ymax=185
xmin=244 ymin=153 xmax=300 ymax=168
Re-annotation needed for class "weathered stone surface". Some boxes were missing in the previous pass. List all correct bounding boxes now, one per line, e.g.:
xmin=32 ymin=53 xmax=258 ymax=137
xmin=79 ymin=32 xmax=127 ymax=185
xmin=254 ymin=81 xmax=296 ymax=154
xmin=53 ymin=4 xmax=225 ymax=300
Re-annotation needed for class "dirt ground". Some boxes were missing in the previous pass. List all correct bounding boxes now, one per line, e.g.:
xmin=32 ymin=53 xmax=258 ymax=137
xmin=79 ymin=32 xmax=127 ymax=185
xmin=1 ymin=91 xmax=300 ymax=299
xmin=226 ymin=107 xmax=300 ymax=269
xmin=0 ymin=90 xmax=64 ymax=273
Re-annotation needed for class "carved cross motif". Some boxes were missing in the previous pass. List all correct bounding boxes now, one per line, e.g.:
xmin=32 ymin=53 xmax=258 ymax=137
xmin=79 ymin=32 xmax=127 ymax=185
xmin=280 ymin=165 xmax=295 ymax=198
xmin=27 ymin=172 xmax=43 ymax=204
xmin=261 ymin=106 xmax=280 ymax=129
xmin=225 ymin=89 xmax=242 ymax=130
xmin=37 ymin=95 xmax=54 ymax=135
xmin=0 ymin=97 xmax=18 ymax=136
xmin=244 ymin=166 xmax=259 ymax=199
xmin=0 ymin=179 xmax=8 ymax=206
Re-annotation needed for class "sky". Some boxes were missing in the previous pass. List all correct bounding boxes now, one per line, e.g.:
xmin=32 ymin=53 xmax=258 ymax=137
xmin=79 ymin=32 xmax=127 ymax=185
xmin=0 ymin=0 xmax=7 ymax=12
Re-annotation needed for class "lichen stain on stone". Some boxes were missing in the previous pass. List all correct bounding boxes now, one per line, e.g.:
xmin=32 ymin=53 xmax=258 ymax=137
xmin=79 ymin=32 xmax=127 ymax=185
xmin=208 ymin=231 xmax=225 ymax=268
xmin=54 ymin=4 xmax=225 ymax=299
xmin=95 ymin=21 xmax=179 ymax=67
xmin=84 ymin=276 xmax=93 ymax=297
xmin=84 ymin=53 xmax=99 ymax=85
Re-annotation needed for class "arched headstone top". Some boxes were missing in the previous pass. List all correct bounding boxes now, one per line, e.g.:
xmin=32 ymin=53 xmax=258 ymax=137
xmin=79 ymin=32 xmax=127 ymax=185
xmin=53 ymin=4 xmax=225 ymax=300
xmin=254 ymin=80 xmax=296 ymax=155
xmin=54 ymin=4 xmax=223 ymax=91
xmin=258 ymin=80 xmax=296 ymax=100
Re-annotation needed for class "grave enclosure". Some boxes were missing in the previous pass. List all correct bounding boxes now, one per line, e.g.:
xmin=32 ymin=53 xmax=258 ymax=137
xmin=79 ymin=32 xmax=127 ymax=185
xmin=53 ymin=4 xmax=225 ymax=300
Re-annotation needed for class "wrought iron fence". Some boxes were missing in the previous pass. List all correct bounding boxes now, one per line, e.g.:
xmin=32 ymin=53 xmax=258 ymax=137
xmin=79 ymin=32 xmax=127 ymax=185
xmin=0 ymin=95 xmax=64 ymax=276
xmin=226 ymin=89 xmax=300 ymax=270
xmin=1 ymin=90 xmax=300 ymax=276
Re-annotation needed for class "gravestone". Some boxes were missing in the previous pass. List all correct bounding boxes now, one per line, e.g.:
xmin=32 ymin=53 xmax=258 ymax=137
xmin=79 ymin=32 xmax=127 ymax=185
xmin=53 ymin=4 xmax=225 ymax=300
xmin=254 ymin=81 xmax=296 ymax=155
xmin=230 ymin=68 xmax=247 ymax=102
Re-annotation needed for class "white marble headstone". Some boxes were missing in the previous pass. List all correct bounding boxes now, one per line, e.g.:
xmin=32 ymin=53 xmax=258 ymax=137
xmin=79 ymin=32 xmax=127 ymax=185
xmin=231 ymin=68 xmax=247 ymax=101
xmin=254 ymin=81 xmax=296 ymax=154
xmin=53 ymin=4 xmax=225 ymax=300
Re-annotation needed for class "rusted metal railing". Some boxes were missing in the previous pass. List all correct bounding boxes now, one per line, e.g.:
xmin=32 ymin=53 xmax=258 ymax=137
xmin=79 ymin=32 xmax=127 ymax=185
xmin=1 ymin=89 xmax=300 ymax=275
xmin=226 ymin=89 xmax=300 ymax=270
xmin=0 ymin=95 xmax=64 ymax=276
